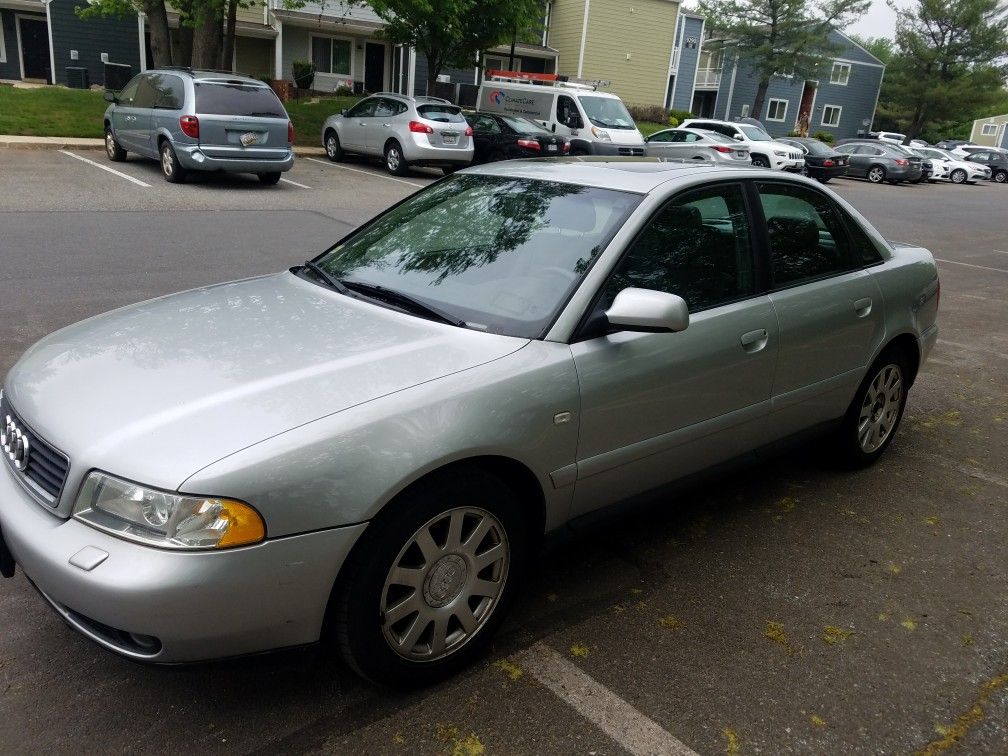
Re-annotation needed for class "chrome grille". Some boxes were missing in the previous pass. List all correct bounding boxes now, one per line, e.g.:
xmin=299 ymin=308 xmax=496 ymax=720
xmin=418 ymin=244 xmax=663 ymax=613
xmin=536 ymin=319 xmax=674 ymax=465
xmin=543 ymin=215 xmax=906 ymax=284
xmin=1 ymin=395 xmax=69 ymax=505
xmin=617 ymin=147 xmax=645 ymax=156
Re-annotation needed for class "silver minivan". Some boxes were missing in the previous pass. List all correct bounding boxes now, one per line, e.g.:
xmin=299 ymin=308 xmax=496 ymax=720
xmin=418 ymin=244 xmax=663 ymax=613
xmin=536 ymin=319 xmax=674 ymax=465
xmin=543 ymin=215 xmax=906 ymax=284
xmin=103 ymin=69 xmax=295 ymax=184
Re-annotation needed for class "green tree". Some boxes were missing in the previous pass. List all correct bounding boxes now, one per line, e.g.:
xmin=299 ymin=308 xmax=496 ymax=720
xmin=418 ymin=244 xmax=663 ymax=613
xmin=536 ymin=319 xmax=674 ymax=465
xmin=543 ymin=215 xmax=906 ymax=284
xmin=697 ymin=0 xmax=871 ymax=122
xmin=366 ymin=0 xmax=546 ymax=94
xmin=884 ymin=0 xmax=1008 ymax=142
xmin=846 ymin=33 xmax=894 ymax=65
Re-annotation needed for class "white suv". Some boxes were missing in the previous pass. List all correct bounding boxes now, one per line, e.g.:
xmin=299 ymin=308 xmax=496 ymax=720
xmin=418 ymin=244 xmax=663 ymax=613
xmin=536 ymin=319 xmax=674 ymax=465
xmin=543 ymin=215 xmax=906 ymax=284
xmin=680 ymin=119 xmax=804 ymax=171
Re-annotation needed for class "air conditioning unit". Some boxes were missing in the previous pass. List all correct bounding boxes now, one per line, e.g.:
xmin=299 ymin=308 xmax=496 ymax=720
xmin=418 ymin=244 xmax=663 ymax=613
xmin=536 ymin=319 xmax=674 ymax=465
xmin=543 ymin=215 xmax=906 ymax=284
xmin=65 ymin=66 xmax=89 ymax=89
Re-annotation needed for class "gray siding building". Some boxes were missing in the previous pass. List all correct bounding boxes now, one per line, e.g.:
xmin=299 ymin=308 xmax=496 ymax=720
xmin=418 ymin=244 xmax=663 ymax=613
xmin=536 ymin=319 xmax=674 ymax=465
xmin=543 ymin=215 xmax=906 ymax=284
xmin=665 ymin=13 xmax=703 ymax=112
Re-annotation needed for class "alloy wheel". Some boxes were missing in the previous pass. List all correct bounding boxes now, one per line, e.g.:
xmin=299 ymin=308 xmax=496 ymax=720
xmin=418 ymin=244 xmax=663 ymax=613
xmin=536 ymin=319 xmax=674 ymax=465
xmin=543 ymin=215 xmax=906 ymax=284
xmin=105 ymin=132 xmax=115 ymax=159
xmin=951 ymin=169 xmax=966 ymax=184
xmin=857 ymin=364 xmax=903 ymax=453
xmin=386 ymin=147 xmax=401 ymax=173
xmin=868 ymin=167 xmax=884 ymax=183
xmin=995 ymin=171 xmax=1006 ymax=183
xmin=380 ymin=507 xmax=509 ymax=662
xmin=326 ymin=134 xmax=338 ymax=159
xmin=161 ymin=146 xmax=173 ymax=177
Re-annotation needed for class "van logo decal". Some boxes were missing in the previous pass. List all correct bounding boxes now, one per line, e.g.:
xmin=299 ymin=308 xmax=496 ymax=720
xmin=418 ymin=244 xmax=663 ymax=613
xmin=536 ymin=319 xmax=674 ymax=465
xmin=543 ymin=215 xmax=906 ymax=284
xmin=489 ymin=89 xmax=506 ymax=105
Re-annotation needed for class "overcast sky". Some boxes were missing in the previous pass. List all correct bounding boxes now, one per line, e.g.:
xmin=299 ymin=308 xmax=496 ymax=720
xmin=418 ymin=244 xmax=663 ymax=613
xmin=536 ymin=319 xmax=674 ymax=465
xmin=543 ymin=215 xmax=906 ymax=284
xmin=843 ymin=0 xmax=910 ymax=40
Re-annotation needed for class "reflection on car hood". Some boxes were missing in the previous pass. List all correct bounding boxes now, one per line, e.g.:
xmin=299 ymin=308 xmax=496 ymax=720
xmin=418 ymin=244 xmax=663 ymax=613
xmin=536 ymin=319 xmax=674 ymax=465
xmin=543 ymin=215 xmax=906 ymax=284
xmin=5 ymin=273 xmax=527 ymax=489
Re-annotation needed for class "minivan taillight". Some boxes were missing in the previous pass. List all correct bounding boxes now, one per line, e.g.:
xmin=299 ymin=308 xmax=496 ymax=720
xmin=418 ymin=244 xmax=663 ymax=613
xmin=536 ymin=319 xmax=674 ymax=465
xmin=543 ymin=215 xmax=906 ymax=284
xmin=288 ymin=120 xmax=294 ymax=144
xmin=179 ymin=115 xmax=199 ymax=139
xmin=409 ymin=121 xmax=433 ymax=134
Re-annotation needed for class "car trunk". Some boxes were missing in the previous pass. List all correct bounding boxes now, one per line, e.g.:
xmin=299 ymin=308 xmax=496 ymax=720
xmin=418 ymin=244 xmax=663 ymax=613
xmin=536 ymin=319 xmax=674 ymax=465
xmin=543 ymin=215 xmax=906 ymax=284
xmin=417 ymin=104 xmax=471 ymax=151
xmin=193 ymin=81 xmax=290 ymax=160
xmin=532 ymin=134 xmax=564 ymax=155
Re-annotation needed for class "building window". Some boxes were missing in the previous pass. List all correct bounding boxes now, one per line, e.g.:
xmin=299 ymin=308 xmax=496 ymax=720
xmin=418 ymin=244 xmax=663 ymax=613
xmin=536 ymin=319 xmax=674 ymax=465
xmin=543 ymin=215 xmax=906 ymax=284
xmin=740 ymin=104 xmax=749 ymax=117
xmin=830 ymin=62 xmax=850 ymax=85
xmin=311 ymin=36 xmax=352 ymax=77
xmin=821 ymin=104 xmax=842 ymax=127
xmin=0 ymin=19 xmax=6 ymax=63
xmin=767 ymin=98 xmax=788 ymax=122
xmin=485 ymin=55 xmax=520 ymax=73
xmin=981 ymin=123 xmax=998 ymax=136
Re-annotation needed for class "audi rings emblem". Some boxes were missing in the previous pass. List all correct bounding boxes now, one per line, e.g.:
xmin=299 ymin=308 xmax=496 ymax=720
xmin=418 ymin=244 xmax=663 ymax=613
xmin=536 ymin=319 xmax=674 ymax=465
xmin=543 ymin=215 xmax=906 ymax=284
xmin=1 ymin=414 xmax=30 ymax=470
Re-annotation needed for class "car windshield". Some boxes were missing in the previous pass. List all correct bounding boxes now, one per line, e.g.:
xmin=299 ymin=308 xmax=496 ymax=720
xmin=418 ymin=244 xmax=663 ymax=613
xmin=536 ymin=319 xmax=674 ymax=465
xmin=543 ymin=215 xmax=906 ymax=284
xmin=500 ymin=116 xmax=548 ymax=134
xmin=417 ymin=104 xmax=466 ymax=123
xmin=312 ymin=175 xmax=642 ymax=338
xmin=578 ymin=96 xmax=636 ymax=129
xmin=194 ymin=82 xmax=286 ymax=118
xmin=739 ymin=125 xmax=772 ymax=141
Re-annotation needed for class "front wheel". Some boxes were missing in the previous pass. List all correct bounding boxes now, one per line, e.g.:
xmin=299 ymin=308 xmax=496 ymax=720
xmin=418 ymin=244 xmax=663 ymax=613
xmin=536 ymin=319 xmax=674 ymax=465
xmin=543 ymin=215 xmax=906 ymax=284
xmin=324 ymin=129 xmax=343 ymax=162
xmin=994 ymin=170 xmax=1007 ymax=184
xmin=950 ymin=168 xmax=967 ymax=184
xmin=384 ymin=140 xmax=408 ymax=176
xmin=330 ymin=468 xmax=530 ymax=687
xmin=867 ymin=165 xmax=885 ymax=183
xmin=833 ymin=351 xmax=909 ymax=468
xmin=817 ymin=176 xmax=831 ymax=184
xmin=105 ymin=127 xmax=126 ymax=162
xmin=751 ymin=155 xmax=771 ymax=168
xmin=160 ymin=141 xmax=186 ymax=183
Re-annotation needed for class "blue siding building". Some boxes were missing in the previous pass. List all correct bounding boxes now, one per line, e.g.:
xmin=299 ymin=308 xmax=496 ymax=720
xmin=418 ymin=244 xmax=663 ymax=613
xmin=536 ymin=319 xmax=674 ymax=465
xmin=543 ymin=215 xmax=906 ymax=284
xmin=702 ymin=30 xmax=884 ymax=139
xmin=665 ymin=12 xmax=704 ymax=112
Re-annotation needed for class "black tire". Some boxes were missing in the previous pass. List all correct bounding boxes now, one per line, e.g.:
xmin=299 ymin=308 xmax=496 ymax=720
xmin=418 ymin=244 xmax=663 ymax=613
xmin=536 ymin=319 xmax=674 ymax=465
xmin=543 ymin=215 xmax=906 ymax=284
xmin=324 ymin=129 xmax=343 ymax=162
xmin=257 ymin=171 xmax=281 ymax=185
xmin=993 ymin=170 xmax=1006 ymax=184
xmin=329 ymin=468 xmax=531 ymax=687
xmin=441 ymin=165 xmax=459 ymax=176
xmin=950 ymin=168 xmax=967 ymax=184
xmin=105 ymin=127 xmax=126 ymax=162
xmin=833 ymin=348 xmax=911 ymax=468
xmin=570 ymin=146 xmax=590 ymax=157
xmin=159 ymin=140 xmax=186 ymax=183
xmin=751 ymin=155 xmax=771 ymax=168
xmin=487 ymin=150 xmax=506 ymax=163
xmin=867 ymin=165 xmax=885 ymax=183
xmin=384 ymin=140 xmax=408 ymax=176
xmin=817 ymin=176 xmax=831 ymax=184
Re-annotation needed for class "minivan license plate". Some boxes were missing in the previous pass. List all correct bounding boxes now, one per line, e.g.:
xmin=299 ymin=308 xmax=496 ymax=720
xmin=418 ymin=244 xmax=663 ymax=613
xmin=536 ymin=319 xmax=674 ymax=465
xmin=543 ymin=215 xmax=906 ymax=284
xmin=240 ymin=132 xmax=258 ymax=147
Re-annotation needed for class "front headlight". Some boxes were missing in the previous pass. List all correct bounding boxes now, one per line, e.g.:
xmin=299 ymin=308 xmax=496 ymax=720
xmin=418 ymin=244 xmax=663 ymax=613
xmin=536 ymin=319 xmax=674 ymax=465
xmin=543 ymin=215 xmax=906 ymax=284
xmin=591 ymin=126 xmax=611 ymax=141
xmin=773 ymin=150 xmax=787 ymax=157
xmin=73 ymin=471 xmax=265 ymax=550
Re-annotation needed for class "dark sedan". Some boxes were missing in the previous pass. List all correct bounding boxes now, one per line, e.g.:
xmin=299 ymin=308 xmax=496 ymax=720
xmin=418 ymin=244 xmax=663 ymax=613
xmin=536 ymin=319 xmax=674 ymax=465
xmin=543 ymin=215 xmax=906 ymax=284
xmin=465 ymin=112 xmax=569 ymax=163
xmin=964 ymin=149 xmax=1008 ymax=183
xmin=834 ymin=140 xmax=924 ymax=184
xmin=777 ymin=137 xmax=849 ymax=183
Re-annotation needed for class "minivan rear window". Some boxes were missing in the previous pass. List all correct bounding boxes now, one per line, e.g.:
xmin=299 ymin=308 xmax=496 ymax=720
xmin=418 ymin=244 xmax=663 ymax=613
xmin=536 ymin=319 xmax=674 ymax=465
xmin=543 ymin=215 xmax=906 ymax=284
xmin=194 ymin=82 xmax=286 ymax=118
xmin=417 ymin=104 xmax=465 ymax=123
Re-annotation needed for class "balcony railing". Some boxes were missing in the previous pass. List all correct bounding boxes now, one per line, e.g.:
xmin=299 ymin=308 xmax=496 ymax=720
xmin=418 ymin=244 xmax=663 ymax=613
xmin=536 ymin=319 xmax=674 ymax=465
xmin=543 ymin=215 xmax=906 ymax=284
xmin=695 ymin=67 xmax=722 ymax=89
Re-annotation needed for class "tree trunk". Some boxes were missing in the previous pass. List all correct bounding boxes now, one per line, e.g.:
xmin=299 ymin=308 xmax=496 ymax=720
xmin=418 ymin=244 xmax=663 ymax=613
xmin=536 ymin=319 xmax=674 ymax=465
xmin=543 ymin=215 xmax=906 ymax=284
xmin=751 ymin=79 xmax=769 ymax=122
xmin=190 ymin=1 xmax=223 ymax=69
xmin=426 ymin=54 xmax=442 ymax=96
xmin=222 ymin=0 xmax=239 ymax=70
xmin=142 ymin=0 xmax=173 ymax=67
xmin=904 ymin=105 xmax=926 ymax=143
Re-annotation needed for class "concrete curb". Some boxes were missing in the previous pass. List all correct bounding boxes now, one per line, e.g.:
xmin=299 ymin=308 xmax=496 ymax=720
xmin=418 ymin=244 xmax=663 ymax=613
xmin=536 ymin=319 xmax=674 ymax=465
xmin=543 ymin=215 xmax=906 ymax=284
xmin=0 ymin=135 xmax=327 ymax=157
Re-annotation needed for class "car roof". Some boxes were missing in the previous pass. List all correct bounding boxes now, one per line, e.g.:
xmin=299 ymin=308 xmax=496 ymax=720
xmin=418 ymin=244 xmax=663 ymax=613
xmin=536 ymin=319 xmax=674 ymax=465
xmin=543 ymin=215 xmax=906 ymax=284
xmin=461 ymin=158 xmax=770 ymax=193
xmin=148 ymin=68 xmax=268 ymax=86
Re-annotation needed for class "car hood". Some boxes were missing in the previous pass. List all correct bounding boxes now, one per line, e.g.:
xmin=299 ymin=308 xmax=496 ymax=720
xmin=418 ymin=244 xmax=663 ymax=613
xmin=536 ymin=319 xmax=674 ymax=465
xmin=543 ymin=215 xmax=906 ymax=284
xmin=4 ymin=272 xmax=527 ymax=490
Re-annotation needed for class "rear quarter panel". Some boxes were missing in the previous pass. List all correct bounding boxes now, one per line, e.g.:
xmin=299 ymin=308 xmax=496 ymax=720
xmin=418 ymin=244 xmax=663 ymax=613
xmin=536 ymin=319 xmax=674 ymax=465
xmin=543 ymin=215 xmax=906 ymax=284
xmin=867 ymin=242 xmax=940 ymax=367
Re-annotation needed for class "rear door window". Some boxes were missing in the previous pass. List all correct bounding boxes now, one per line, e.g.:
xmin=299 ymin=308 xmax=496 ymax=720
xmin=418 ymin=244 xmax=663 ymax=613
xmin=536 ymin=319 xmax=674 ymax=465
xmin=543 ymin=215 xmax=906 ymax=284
xmin=417 ymin=104 xmax=466 ymax=123
xmin=194 ymin=82 xmax=286 ymax=118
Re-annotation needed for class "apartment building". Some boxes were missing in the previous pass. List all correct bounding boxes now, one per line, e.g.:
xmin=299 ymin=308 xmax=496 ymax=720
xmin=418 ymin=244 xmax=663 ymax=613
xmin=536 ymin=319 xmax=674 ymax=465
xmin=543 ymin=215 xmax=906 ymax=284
xmin=970 ymin=114 xmax=1008 ymax=149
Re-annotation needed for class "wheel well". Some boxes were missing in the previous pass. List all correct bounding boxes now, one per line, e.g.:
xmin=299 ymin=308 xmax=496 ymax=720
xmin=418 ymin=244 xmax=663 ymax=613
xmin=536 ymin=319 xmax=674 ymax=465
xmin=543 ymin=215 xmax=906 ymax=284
xmin=157 ymin=134 xmax=169 ymax=150
xmin=870 ymin=163 xmax=885 ymax=172
xmin=324 ymin=127 xmax=336 ymax=141
xmin=383 ymin=137 xmax=401 ymax=154
xmin=882 ymin=333 xmax=921 ymax=386
xmin=104 ymin=118 xmax=111 ymax=130
xmin=751 ymin=153 xmax=769 ymax=162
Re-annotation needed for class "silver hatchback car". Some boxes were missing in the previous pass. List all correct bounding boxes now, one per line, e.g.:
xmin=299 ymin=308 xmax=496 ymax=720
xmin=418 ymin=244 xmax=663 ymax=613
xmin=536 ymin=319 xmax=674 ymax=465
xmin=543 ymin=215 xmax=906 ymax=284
xmin=321 ymin=93 xmax=474 ymax=175
xmin=103 ymin=68 xmax=295 ymax=184
xmin=1 ymin=161 xmax=938 ymax=687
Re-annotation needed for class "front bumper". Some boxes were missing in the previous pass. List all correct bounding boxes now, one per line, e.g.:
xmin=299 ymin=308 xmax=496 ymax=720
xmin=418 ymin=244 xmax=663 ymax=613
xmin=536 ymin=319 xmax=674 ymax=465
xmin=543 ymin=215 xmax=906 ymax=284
xmin=775 ymin=157 xmax=805 ymax=172
xmin=0 ymin=462 xmax=366 ymax=662
xmin=175 ymin=143 xmax=295 ymax=174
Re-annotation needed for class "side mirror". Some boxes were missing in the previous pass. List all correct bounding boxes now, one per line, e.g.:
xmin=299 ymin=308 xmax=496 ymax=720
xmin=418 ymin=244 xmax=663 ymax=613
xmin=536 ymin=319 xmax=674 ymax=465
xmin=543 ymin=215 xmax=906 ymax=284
xmin=340 ymin=109 xmax=348 ymax=117
xmin=733 ymin=133 xmax=744 ymax=141
xmin=103 ymin=90 xmax=117 ymax=103
xmin=605 ymin=288 xmax=689 ymax=334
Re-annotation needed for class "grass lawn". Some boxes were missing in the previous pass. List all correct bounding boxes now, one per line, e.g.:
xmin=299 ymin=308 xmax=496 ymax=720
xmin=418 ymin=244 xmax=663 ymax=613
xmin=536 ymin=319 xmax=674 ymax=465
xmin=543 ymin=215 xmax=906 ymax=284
xmin=0 ymin=86 xmax=106 ymax=138
xmin=284 ymin=95 xmax=359 ymax=145
xmin=637 ymin=121 xmax=670 ymax=137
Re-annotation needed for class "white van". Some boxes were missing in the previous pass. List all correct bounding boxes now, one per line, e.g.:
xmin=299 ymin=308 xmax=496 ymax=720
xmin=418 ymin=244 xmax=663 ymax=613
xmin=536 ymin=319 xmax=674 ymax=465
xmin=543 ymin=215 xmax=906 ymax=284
xmin=477 ymin=74 xmax=646 ymax=156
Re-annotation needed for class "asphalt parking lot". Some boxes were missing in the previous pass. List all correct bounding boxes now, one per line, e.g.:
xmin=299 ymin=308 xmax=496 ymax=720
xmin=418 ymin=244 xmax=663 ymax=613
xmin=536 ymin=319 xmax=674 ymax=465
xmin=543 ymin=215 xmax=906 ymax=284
xmin=0 ymin=149 xmax=1006 ymax=755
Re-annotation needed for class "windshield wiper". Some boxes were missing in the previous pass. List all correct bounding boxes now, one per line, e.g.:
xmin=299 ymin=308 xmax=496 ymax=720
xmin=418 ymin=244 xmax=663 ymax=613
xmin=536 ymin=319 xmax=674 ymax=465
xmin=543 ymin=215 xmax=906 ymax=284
xmin=301 ymin=260 xmax=352 ymax=296
xmin=341 ymin=280 xmax=466 ymax=327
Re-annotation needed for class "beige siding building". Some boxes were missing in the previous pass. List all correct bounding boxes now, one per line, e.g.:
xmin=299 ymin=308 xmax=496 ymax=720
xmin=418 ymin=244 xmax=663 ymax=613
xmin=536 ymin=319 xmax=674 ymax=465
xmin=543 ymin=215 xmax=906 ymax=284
xmin=547 ymin=0 xmax=679 ymax=107
xmin=970 ymin=113 xmax=1008 ymax=148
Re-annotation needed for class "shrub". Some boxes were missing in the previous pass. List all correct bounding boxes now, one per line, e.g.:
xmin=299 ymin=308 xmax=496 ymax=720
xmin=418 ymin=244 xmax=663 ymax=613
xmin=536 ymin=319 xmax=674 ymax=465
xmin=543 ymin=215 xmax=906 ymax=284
xmin=787 ymin=130 xmax=802 ymax=137
xmin=667 ymin=116 xmax=679 ymax=127
xmin=813 ymin=130 xmax=835 ymax=144
xmin=292 ymin=60 xmax=316 ymax=90
xmin=667 ymin=108 xmax=693 ymax=124
xmin=627 ymin=103 xmax=668 ymax=124
xmin=335 ymin=85 xmax=354 ymax=97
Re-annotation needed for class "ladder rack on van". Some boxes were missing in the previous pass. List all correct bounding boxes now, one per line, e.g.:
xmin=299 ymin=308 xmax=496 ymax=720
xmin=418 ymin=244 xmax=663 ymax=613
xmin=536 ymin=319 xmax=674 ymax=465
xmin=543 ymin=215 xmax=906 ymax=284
xmin=484 ymin=70 xmax=611 ymax=90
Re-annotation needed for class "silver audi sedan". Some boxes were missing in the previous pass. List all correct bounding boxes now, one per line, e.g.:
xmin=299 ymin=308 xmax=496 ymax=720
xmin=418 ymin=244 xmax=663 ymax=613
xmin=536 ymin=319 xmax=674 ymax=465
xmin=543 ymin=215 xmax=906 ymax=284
xmin=0 ymin=160 xmax=939 ymax=686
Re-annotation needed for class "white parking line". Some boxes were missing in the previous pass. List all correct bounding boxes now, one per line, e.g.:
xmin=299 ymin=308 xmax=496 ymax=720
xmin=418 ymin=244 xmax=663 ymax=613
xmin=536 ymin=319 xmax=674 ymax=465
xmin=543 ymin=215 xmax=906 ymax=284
xmin=279 ymin=177 xmax=312 ymax=189
xmin=304 ymin=156 xmax=426 ymax=188
xmin=58 ymin=150 xmax=151 ymax=188
xmin=517 ymin=643 xmax=699 ymax=756
xmin=992 ymin=249 xmax=1008 ymax=255
xmin=935 ymin=258 xmax=1008 ymax=274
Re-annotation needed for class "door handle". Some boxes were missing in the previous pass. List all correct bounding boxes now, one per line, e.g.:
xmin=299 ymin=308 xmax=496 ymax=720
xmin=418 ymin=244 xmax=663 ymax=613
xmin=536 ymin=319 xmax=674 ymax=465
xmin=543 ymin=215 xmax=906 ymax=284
xmin=740 ymin=329 xmax=769 ymax=353
xmin=382 ymin=123 xmax=391 ymax=127
xmin=853 ymin=297 xmax=873 ymax=317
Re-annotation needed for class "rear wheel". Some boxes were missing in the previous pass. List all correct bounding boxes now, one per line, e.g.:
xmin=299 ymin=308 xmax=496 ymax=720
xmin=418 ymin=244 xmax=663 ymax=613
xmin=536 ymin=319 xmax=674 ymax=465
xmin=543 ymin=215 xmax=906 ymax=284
xmin=105 ymin=127 xmax=126 ymax=162
xmin=570 ymin=146 xmax=590 ymax=157
xmin=441 ymin=165 xmax=459 ymax=176
xmin=833 ymin=349 xmax=910 ymax=468
xmin=384 ymin=140 xmax=408 ymax=176
xmin=257 ymin=172 xmax=281 ymax=185
xmin=330 ymin=468 xmax=530 ymax=687
xmin=816 ymin=176 xmax=831 ymax=184
xmin=751 ymin=155 xmax=771 ymax=168
xmin=867 ymin=165 xmax=885 ymax=183
xmin=950 ymin=168 xmax=967 ymax=184
xmin=160 ymin=141 xmax=186 ymax=184
xmin=324 ymin=129 xmax=343 ymax=162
